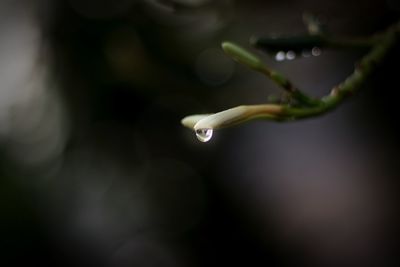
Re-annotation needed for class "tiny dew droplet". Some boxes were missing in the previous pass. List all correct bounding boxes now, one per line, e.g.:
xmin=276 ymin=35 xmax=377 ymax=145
xmin=285 ymin=50 xmax=296 ymax=60
xmin=195 ymin=128 xmax=213 ymax=142
xmin=301 ymin=49 xmax=311 ymax=57
xmin=275 ymin=51 xmax=285 ymax=61
xmin=311 ymin=46 xmax=322 ymax=56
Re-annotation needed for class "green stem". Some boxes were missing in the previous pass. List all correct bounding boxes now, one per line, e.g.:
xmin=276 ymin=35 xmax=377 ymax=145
xmin=222 ymin=41 xmax=319 ymax=106
xmin=322 ymin=35 xmax=379 ymax=49
xmin=321 ymin=25 xmax=397 ymax=109
xmin=260 ymin=67 xmax=321 ymax=106
xmin=251 ymin=34 xmax=379 ymax=54
xmin=182 ymin=20 xmax=400 ymax=131
xmin=261 ymin=22 xmax=398 ymax=121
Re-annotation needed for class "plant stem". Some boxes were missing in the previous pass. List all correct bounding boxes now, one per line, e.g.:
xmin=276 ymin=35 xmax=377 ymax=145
xmin=266 ymin=21 xmax=399 ymax=121
xmin=182 ymin=20 xmax=400 ymax=131
xmin=222 ymin=41 xmax=319 ymax=106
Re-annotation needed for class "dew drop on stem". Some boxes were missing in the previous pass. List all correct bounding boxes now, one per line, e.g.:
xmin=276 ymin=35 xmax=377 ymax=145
xmin=285 ymin=50 xmax=296 ymax=60
xmin=275 ymin=51 xmax=286 ymax=61
xmin=312 ymin=46 xmax=322 ymax=56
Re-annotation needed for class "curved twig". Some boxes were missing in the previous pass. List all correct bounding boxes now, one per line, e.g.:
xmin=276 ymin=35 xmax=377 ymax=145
xmin=181 ymin=19 xmax=399 ymax=141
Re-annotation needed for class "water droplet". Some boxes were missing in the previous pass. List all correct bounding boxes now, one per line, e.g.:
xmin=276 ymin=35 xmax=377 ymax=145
xmin=311 ymin=47 xmax=321 ymax=56
xmin=301 ymin=50 xmax=311 ymax=57
xmin=285 ymin=50 xmax=296 ymax=60
xmin=275 ymin=51 xmax=285 ymax=61
xmin=195 ymin=128 xmax=213 ymax=142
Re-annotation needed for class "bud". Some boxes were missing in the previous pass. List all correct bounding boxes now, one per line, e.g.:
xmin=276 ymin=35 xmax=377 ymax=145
xmin=181 ymin=114 xmax=210 ymax=129
xmin=193 ymin=104 xmax=284 ymax=131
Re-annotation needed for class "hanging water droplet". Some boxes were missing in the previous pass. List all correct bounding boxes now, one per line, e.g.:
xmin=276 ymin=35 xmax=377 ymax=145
xmin=301 ymin=49 xmax=311 ymax=57
xmin=311 ymin=46 xmax=321 ymax=56
xmin=275 ymin=51 xmax=285 ymax=61
xmin=195 ymin=128 xmax=213 ymax=142
xmin=285 ymin=50 xmax=296 ymax=60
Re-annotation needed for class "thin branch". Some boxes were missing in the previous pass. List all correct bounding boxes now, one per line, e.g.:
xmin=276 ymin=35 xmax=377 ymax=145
xmin=250 ymin=34 xmax=379 ymax=54
xmin=222 ymin=42 xmax=320 ymax=106
xmin=181 ymin=20 xmax=399 ymax=138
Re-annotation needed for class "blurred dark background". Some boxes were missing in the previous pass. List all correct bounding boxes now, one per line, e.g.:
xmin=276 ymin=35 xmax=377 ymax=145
xmin=0 ymin=0 xmax=399 ymax=266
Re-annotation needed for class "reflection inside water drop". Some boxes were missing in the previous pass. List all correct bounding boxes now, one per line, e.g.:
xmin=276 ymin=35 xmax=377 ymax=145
xmin=195 ymin=128 xmax=213 ymax=142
